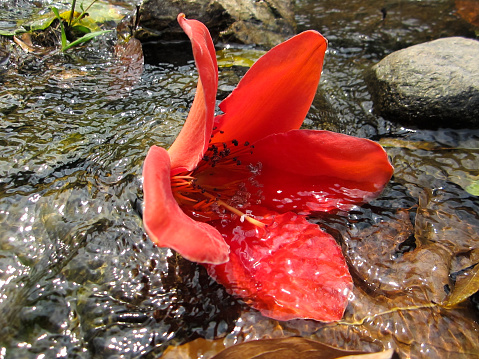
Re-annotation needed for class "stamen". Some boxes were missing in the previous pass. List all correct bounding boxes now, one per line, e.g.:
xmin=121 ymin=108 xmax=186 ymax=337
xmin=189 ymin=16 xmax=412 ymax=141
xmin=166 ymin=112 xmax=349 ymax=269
xmin=192 ymin=199 xmax=210 ymax=209
xmin=171 ymin=180 xmax=194 ymax=188
xmin=172 ymin=184 xmax=193 ymax=191
xmin=174 ymin=192 xmax=198 ymax=203
xmin=171 ymin=139 xmax=262 ymax=226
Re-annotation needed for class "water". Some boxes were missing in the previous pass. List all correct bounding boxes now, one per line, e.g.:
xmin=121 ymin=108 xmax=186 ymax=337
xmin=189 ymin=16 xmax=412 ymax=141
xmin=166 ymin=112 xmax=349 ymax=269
xmin=0 ymin=0 xmax=478 ymax=358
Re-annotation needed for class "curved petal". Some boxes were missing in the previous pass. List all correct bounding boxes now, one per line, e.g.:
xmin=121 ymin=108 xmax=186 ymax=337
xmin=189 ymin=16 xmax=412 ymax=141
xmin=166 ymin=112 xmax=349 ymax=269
xmin=211 ymin=30 xmax=327 ymax=145
xmin=143 ymin=145 xmax=229 ymax=264
xmin=238 ymin=130 xmax=394 ymax=213
xmin=168 ymin=14 xmax=219 ymax=175
xmin=205 ymin=210 xmax=352 ymax=321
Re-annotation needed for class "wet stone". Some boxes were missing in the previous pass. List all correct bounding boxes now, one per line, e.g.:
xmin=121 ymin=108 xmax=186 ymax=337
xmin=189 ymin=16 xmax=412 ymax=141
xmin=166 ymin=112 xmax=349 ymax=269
xmin=138 ymin=0 xmax=296 ymax=47
xmin=366 ymin=37 xmax=479 ymax=129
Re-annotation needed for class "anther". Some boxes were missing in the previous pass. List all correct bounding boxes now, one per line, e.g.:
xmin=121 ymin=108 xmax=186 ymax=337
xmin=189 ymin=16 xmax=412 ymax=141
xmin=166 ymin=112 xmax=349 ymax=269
xmin=244 ymin=141 xmax=250 ymax=146
xmin=208 ymin=144 xmax=218 ymax=155
xmin=232 ymin=139 xmax=238 ymax=146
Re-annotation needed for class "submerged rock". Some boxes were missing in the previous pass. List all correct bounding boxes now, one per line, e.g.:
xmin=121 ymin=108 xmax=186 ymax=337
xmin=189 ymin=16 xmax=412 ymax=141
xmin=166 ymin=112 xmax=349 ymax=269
xmin=137 ymin=0 xmax=295 ymax=48
xmin=366 ymin=37 xmax=479 ymax=129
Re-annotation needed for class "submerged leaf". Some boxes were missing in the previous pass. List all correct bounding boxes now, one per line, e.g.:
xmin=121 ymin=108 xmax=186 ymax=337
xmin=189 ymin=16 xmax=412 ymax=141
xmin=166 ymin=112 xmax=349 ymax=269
xmin=216 ymin=48 xmax=266 ymax=68
xmin=210 ymin=337 xmax=395 ymax=359
xmin=108 ymin=36 xmax=144 ymax=98
xmin=379 ymin=138 xmax=446 ymax=151
xmin=81 ymin=1 xmax=126 ymax=23
xmin=161 ymin=338 xmax=227 ymax=359
xmin=465 ymin=179 xmax=479 ymax=196
xmin=313 ymin=287 xmax=479 ymax=358
xmin=444 ymin=264 xmax=479 ymax=307
xmin=307 ymin=196 xmax=479 ymax=358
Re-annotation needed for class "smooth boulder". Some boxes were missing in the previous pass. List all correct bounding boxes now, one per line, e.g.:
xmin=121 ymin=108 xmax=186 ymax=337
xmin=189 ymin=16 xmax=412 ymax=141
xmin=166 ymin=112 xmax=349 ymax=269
xmin=366 ymin=37 xmax=479 ymax=128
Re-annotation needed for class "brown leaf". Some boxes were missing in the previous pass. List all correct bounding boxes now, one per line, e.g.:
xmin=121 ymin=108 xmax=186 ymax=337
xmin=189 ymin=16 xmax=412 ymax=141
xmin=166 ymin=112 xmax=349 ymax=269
xmin=444 ymin=264 xmax=479 ymax=307
xmin=108 ymin=36 xmax=144 ymax=99
xmin=341 ymin=350 xmax=396 ymax=359
xmin=311 ymin=201 xmax=479 ymax=358
xmin=161 ymin=338 xmax=227 ymax=359
xmin=415 ymin=189 xmax=479 ymax=253
xmin=345 ymin=209 xmax=450 ymax=303
xmin=456 ymin=0 xmax=479 ymax=27
xmin=114 ymin=37 xmax=144 ymax=74
xmin=379 ymin=139 xmax=446 ymax=151
xmin=314 ymin=295 xmax=479 ymax=358
xmin=209 ymin=337 xmax=395 ymax=359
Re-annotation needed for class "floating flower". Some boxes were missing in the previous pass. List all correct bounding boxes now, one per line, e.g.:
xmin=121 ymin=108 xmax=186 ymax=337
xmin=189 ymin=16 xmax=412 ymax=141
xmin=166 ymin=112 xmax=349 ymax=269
xmin=143 ymin=14 xmax=394 ymax=321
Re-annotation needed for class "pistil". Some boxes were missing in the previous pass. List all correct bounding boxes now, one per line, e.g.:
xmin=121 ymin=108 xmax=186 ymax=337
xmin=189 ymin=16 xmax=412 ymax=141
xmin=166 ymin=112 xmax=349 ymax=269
xmin=202 ymin=192 xmax=266 ymax=228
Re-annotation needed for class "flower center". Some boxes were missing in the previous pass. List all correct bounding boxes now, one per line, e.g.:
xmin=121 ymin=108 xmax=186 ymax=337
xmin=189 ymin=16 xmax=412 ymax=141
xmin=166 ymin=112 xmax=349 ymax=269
xmin=171 ymin=139 xmax=265 ymax=227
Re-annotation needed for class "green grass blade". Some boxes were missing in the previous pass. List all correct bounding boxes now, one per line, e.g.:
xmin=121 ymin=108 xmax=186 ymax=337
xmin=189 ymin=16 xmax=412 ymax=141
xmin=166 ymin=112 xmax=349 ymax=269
xmin=51 ymin=6 xmax=68 ymax=50
xmin=62 ymin=30 xmax=111 ymax=51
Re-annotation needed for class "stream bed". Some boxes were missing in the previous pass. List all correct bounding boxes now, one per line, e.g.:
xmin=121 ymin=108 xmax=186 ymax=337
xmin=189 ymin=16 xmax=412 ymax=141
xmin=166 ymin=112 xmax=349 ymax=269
xmin=0 ymin=0 xmax=478 ymax=358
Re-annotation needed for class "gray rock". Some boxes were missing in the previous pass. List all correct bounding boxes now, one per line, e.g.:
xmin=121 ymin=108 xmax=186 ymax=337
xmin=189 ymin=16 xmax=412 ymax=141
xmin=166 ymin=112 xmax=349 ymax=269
xmin=366 ymin=37 xmax=479 ymax=128
xmin=219 ymin=0 xmax=295 ymax=47
xmin=137 ymin=0 xmax=295 ymax=48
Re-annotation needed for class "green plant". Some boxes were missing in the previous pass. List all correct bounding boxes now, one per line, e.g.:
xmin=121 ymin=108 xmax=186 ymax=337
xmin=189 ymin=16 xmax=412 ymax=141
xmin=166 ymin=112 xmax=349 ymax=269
xmin=51 ymin=1 xmax=111 ymax=52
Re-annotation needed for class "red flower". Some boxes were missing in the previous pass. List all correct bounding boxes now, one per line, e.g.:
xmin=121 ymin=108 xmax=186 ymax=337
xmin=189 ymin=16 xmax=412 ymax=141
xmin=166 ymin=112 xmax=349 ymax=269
xmin=143 ymin=14 xmax=394 ymax=321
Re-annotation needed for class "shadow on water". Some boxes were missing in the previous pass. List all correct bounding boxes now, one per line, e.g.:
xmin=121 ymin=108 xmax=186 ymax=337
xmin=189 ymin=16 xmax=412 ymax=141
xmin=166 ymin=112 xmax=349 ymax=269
xmin=0 ymin=0 xmax=478 ymax=358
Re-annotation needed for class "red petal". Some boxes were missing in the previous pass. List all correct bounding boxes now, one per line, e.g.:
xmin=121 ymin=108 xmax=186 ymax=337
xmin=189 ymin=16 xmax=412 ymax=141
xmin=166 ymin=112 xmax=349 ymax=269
xmin=168 ymin=14 xmax=218 ymax=175
xmin=239 ymin=130 xmax=394 ymax=213
xmin=143 ymin=146 xmax=229 ymax=264
xmin=205 ymin=210 xmax=352 ymax=321
xmin=211 ymin=30 xmax=327 ymax=145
